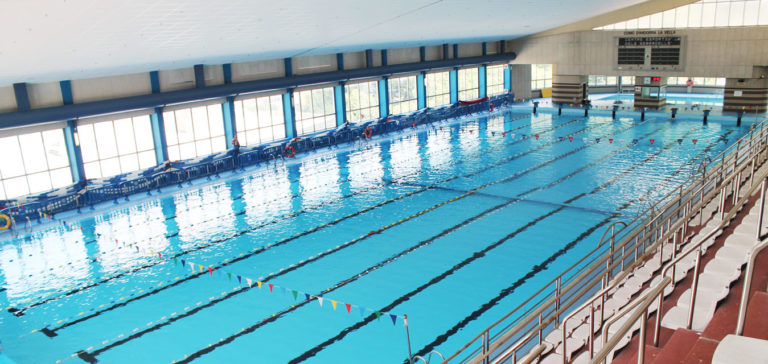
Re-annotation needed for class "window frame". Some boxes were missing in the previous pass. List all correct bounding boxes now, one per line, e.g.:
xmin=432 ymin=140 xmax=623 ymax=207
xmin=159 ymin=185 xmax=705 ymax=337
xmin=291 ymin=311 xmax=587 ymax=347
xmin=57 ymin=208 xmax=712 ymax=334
xmin=388 ymin=75 xmax=419 ymax=115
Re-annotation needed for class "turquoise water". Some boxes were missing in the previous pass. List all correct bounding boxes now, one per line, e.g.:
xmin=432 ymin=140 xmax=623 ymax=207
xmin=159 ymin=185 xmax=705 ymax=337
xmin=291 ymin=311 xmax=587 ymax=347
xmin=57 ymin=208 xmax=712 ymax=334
xmin=0 ymin=109 xmax=749 ymax=363
xmin=596 ymin=93 xmax=723 ymax=105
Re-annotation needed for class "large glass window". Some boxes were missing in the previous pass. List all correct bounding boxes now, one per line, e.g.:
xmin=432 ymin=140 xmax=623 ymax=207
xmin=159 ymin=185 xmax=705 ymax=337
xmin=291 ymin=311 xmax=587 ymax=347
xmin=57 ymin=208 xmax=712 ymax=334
xmin=294 ymin=86 xmax=336 ymax=135
xmin=345 ymin=80 xmax=379 ymax=123
xmin=233 ymin=94 xmax=286 ymax=146
xmin=79 ymin=115 xmax=157 ymax=179
xmin=595 ymin=0 xmax=768 ymax=29
xmin=486 ymin=65 xmax=507 ymax=96
xmin=621 ymin=76 xmax=636 ymax=85
xmin=0 ymin=129 xmax=72 ymax=199
xmin=588 ymin=76 xmax=618 ymax=87
xmin=458 ymin=67 xmax=479 ymax=100
xmin=425 ymin=71 xmax=451 ymax=107
xmin=531 ymin=64 xmax=553 ymax=90
xmin=388 ymin=75 xmax=418 ymax=115
xmin=667 ymin=77 xmax=726 ymax=87
xmin=163 ymin=104 xmax=226 ymax=161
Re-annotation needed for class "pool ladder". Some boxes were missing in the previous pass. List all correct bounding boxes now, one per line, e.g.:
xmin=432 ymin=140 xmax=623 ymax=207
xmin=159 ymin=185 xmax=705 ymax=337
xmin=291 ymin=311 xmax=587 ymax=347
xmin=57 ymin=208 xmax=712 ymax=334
xmin=411 ymin=350 xmax=445 ymax=364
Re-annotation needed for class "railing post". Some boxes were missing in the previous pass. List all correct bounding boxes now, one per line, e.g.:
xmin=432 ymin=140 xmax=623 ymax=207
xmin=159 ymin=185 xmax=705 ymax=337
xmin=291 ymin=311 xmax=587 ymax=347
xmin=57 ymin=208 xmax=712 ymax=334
xmin=555 ymin=276 xmax=562 ymax=325
xmin=482 ymin=331 xmax=490 ymax=364
xmin=758 ymin=178 xmax=767 ymax=241
xmin=638 ymin=309 xmax=649 ymax=364
xmin=589 ymin=305 xmax=595 ymax=359
xmin=538 ymin=313 xmax=544 ymax=345
xmin=687 ymin=249 xmax=702 ymax=330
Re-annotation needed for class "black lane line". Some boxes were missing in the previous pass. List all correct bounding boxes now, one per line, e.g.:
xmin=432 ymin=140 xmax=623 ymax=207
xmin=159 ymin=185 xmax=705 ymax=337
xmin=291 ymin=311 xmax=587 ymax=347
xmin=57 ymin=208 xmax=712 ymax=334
xmin=407 ymin=131 xmax=734 ymax=360
xmin=11 ymin=115 xmax=562 ymax=317
xmin=169 ymin=123 xmax=668 ymax=364
xmin=42 ymin=117 xmax=597 ymax=331
xmin=286 ymin=125 xmax=707 ymax=362
xmin=76 ymin=117 xmax=630 ymax=360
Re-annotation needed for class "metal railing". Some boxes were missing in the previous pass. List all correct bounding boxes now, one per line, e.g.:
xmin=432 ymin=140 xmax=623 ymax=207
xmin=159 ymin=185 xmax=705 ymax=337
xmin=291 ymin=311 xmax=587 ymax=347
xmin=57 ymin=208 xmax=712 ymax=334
xmin=593 ymin=277 xmax=672 ymax=364
xmin=445 ymin=117 xmax=768 ymax=364
xmin=735 ymin=236 xmax=768 ymax=335
xmin=652 ymin=153 xmax=768 ymax=345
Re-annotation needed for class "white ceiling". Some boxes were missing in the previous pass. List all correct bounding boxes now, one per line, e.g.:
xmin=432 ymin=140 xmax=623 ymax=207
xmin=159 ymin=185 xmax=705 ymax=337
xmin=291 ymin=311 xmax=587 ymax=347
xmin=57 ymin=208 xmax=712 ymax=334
xmin=0 ymin=0 xmax=645 ymax=86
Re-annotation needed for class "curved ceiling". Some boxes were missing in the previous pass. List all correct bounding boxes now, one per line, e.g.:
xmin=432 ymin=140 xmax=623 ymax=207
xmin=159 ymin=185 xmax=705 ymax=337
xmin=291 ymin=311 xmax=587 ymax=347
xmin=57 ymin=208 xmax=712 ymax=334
xmin=0 ymin=0 xmax=646 ymax=85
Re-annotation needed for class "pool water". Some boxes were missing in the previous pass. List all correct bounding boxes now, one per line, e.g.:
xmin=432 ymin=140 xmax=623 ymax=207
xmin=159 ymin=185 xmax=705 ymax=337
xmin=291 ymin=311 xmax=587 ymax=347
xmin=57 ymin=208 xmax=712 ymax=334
xmin=595 ymin=93 xmax=724 ymax=106
xmin=0 ymin=109 xmax=749 ymax=363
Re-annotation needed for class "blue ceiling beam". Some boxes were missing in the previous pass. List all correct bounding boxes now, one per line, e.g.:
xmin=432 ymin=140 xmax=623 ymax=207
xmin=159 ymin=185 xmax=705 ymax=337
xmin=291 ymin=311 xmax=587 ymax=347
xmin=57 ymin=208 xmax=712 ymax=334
xmin=0 ymin=53 xmax=515 ymax=128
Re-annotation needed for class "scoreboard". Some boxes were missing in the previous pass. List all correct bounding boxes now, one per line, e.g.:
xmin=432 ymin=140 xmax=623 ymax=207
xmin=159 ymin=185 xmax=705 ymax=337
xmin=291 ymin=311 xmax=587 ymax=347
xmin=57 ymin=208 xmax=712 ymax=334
xmin=614 ymin=31 xmax=685 ymax=72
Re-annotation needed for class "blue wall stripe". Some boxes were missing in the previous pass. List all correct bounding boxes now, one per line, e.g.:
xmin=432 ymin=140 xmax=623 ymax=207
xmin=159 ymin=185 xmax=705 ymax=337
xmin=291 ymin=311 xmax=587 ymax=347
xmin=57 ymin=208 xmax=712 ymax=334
xmin=365 ymin=49 xmax=373 ymax=68
xmin=420 ymin=47 xmax=426 ymax=62
xmin=283 ymin=92 xmax=296 ymax=138
xmin=149 ymin=71 xmax=160 ymax=93
xmin=222 ymin=97 xmax=236 ymax=147
xmin=60 ymin=81 xmax=74 ymax=105
xmin=64 ymin=120 xmax=85 ymax=182
xmin=417 ymin=73 xmax=426 ymax=109
xmin=284 ymin=58 xmax=293 ymax=77
xmin=223 ymin=64 xmax=232 ymax=84
xmin=335 ymin=84 xmax=346 ymax=126
xmin=0 ymin=53 xmax=517 ymax=128
xmin=504 ymin=65 xmax=511 ymax=93
xmin=150 ymin=109 xmax=169 ymax=163
xmin=381 ymin=50 xmax=387 ymax=66
xmin=12 ymin=83 xmax=30 ymax=111
xmin=378 ymin=78 xmax=389 ymax=117
xmin=478 ymin=65 xmax=487 ymax=98
xmin=193 ymin=65 xmax=205 ymax=88
xmin=453 ymin=44 xmax=459 ymax=59
xmin=449 ymin=69 xmax=458 ymax=104
xmin=442 ymin=44 xmax=449 ymax=59
xmin=482 ymin=42 xmax=487 ymax=56
xmin=337 ymin=53 xmax=344 ymax=71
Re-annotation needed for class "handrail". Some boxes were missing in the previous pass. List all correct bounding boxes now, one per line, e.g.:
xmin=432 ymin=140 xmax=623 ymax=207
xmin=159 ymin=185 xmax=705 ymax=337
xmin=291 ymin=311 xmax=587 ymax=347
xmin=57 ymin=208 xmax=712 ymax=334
xmin=593 ymin=277 xmax=672 ymax=364
xmin=652 ymin=162 xmax=768 ymax=345
xmin=736 ymin=216 xmax=768 ymax=334
xmin=447 ymin=116 xmax=768 ymax=363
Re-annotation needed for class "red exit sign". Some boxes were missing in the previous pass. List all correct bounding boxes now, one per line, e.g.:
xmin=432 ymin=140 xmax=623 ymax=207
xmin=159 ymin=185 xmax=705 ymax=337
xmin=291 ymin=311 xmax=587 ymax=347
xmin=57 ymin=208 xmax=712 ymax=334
xmin=651 ymin=77 xmax=661 ymax=82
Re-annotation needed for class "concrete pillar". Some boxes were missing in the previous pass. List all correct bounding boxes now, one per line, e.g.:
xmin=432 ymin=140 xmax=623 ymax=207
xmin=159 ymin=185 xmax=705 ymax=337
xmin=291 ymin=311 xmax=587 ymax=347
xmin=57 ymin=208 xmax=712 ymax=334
xmin=552 ymin=75 xmax=588 ymax=105
xmin=723 ymin=77 xmax=768 ymax=113
xmin=634 ymin=76 xmax=667 ymax=109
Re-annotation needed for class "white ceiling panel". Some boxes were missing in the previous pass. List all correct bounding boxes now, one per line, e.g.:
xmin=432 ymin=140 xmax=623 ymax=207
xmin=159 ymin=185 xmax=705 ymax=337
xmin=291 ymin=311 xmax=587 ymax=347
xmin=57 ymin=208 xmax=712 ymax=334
xmin=0 ymin=0 xmax=645 ymax=85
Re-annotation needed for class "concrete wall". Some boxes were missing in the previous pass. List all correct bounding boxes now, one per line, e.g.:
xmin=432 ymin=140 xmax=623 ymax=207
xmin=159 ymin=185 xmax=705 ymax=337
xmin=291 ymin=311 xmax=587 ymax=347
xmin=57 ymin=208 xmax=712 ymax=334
xmin=510 ymin=64 xmax=532 ymax=99
xmin=511 ymin=27 xmax=768 ymax=78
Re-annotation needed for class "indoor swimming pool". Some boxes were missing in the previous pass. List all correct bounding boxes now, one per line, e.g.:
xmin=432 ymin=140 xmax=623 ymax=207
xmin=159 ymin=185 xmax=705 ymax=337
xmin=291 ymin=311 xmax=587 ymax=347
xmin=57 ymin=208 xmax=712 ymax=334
xmin=0 ymin=108 xmax=751 ymax=363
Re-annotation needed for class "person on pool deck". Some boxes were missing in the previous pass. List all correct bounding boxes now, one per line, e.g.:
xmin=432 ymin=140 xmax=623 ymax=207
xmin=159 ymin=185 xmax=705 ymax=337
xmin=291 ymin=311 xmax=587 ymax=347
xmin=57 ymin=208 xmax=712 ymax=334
xmin=231 ymin=135 xmax=241 ymax=167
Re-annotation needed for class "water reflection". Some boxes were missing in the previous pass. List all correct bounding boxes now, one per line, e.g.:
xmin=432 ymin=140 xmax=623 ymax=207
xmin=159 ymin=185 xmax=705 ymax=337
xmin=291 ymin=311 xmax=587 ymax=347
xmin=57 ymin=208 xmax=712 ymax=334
xmin=347 ymin=145 xmax=384 ymax=191
xmin=96 ymin=203 xmax=169 ymax=272
xmin=174 ymin=185 xmax=234 ymax=248
xmin=0 ymin=228 xmax=88 ymax=305
xmin=242 ymin=166 xmax=292 ymax=224
xmin=300 ymin=156 xmax=342 ymax=206
xmin=389 ymin=136 xmax=422 ymax=181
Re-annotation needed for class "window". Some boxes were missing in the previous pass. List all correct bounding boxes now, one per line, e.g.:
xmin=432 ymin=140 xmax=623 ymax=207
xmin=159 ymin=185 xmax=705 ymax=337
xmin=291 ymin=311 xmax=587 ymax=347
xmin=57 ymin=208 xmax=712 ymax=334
xmin=486 ymin=65 xmax=507 ymax=96
xmin=345 ymin=80 xmax=379 ymax=123
xmin=163 ymin=104 xmax=226 ymax=161
xmin=621 ymin=76 xmax=636 ymax=85
xmin=458 ymin=67 xmax=479 ymax=100
xmin=388 ymin=75 xmax=418 ymax=115
xmin=595 ymin=0 xmax=768 ymax=30
xmin=666 ymin=77 xmax=726 ymax=86
xmin=588 ymin=76 xmax=618 ymax=87
xmin=0 ymin=129 xmax=72 ymax=199
xmin=233 ymin=94 xmax=286 ymax=146
xmin=425 ymin=71 xmax=451 ymax=107
xmin=294 ymin=87 xmax=336 ymax=135
xmin=531 ymin=64 xmax=553 ymax=90
xmin=79 ymin=115 xmax=157 ymax=179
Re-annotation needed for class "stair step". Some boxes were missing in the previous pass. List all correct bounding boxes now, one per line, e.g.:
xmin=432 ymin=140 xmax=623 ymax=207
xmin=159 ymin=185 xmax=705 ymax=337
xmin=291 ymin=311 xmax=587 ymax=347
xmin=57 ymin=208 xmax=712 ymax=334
xmin=651 ymin=329 xmax=700 ymax=364
xmin=681 ymin=337 xmax=720 ymax=364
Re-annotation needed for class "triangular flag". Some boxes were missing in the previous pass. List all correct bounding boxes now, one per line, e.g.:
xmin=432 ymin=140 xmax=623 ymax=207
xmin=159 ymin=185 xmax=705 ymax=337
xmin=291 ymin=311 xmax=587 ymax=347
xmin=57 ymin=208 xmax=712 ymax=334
xmin=609 ymin=138 xmax=614 ymax=144
xmin=534 ymin=134 xmax=539 ymax=140
xmin=173 ymin=257 xmax=177 ymax=265
xmin=677 ymin=139 xmax=683 ymax=145
xmin=227 ymin=273 xmax=232 ymax=281
xmin=246 ymin=278 xmax=252 ymax=288
xmin=158 ymin=253 xmax=162 ymax=258
xmin=305 ymin=293 xmax=310 ymax=301
xmin=650 ymin=139 xmax=655 ymax=145
xmin=181 ymin=259 xmax=185 ymax=267
xmin=208 ymin=267 xmax=213 ymax=275
xmin=292 ymin=290 xmax=298 ymax=300
xmin=390 ymin=314 xmax=397 ymax=326
xmin=331 ymin=300 xmax=338 ymax=310
xmin=198 ymin=264 xmax=203 ymax=272
xmin=375 ymin=311 xmax=381 ymax=320
xmin=257 ymin=281 xmax=263 ymax=289
xmin=268 ymin=283 xmax=273 ymax=292
xmin=568 ymin=136 xmax=573 ymax=142
xmin=692 ymin=139 xmax=698 ymax=144
xmin=318 ymin=297 xmax=324 ymax=307
xmin=632 ymin=139 xmax=638 ymax=144
xmin=359 ymin=307 xmax=366 ymax=317
xmin=595 ymin=138 xmax=601 ymax=143
xmin=345 ymin=303 xmax=352 ymax=313
xmin=237 ymin=275 xmax=242 ymax=284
